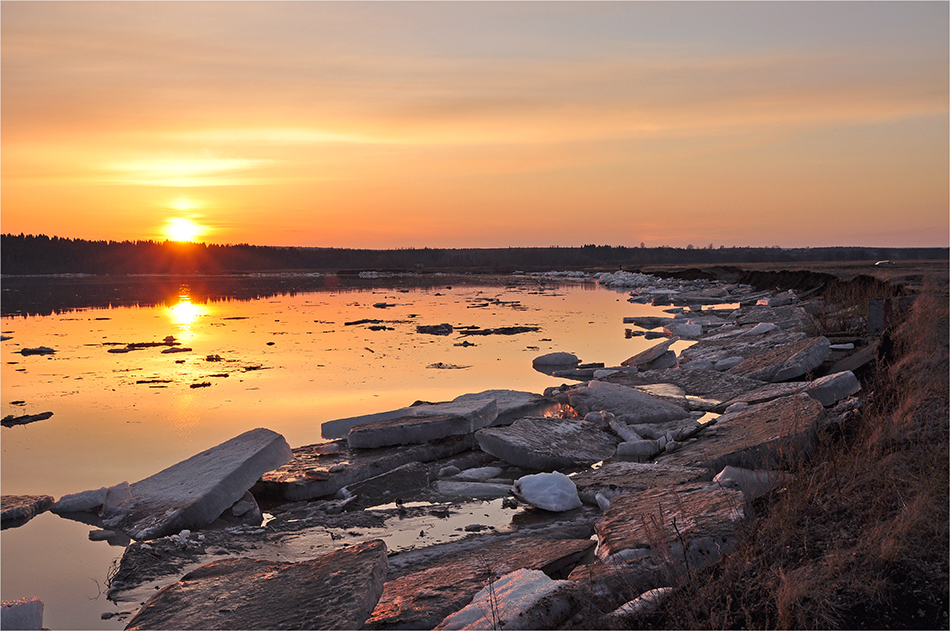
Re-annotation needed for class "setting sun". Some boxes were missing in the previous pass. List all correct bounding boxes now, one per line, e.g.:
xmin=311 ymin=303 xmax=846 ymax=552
xmin=163 ymin=217 xmax=207 ymax=242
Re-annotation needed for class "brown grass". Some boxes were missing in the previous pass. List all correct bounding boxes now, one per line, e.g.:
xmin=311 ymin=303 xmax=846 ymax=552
xmin=635 ymin=281 xmax=949 ymax=629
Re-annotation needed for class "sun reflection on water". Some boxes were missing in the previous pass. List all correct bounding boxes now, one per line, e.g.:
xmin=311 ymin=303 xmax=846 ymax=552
xmin=166 ymin=290 xmax=210 ymax=338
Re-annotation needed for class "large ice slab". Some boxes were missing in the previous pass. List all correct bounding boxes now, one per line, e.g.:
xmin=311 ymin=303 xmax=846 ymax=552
xmin=434 ymin=568 xmax=577 ymax=630
xmin=605 ymin=367 xmax=766 ymax=404
xmin=569 ymin=462 xmax=706 ymax=506
xmin=323 ymin=397 xmax=498 ymax=441
xmin=348 ymin=413 xmax=478 ymax=449
xmin=1 ymin=598 xmax=43 ymax=630
xmin=566 ymin=381 xmax=690 ymax=424
xmin=125 ymin=539 xmax=387 ymax=630
xmin=660 ymin=394 xmax=824 ymax=474
xmin=104 ymin=428 xmax=292 ymax=540
xmin=366 ymin=536 xmax=594 ymax=630
xmin=728 ymin=336 xmax=830 ymax=382
xmin=476 ymin=417 xmax=619 ymax=471
xmin=257 ymin=434 xmax=475 ymax=501
xmin=595 ymin=482 xmax=744 ymax=563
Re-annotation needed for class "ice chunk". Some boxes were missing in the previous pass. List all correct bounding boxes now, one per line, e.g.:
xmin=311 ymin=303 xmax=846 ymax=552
xmin=512 ymin=472 xmax=582 ymax=512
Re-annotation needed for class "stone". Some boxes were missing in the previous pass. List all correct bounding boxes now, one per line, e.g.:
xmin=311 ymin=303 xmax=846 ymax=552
xmin=594 ymin=482 xmax=744 ymax=563
xmin=434 ymin=480 xmax=512 ymax=499
xmin=566 ymin=381 xmax=690 ymax=425
xmin=1 ymin=598 xmax=43 ymax=630
xmin=728 ymin=336 xmax=830 ymax=382
xmin=475 ymin=418 xmax=619 ymax=471
xmin=570 ymin=461 xmax=706 ymax=506
xmin=532 ymin=352 xmax=579 ymax=366
xmin=713 ymin=466 xmax=792 ymax=500
xmin=513 ymin=472 xmax=582 ymax=512
xmin=605 ymin=368 xmax=765 ymax=406
xmin=257 ymin=435 xmax=475 ymax=501
xmin=659 ymin=394 xmax=824 ymax=474
xmin=1 ymin=495 xmax=53 ymax=528
xmin=103 ymin=428 xmax=292 ymax=540
xmin=366 ymin=536 xmax=595 ymax=630
xmin=434 ymin=568 xmax=577 ymax=630
xmin=125 ymin=539 xmax=388 ymax=630
xmin=615 ymin=440 xmax=660 ymax=462
xmin=620 ymin=337 xmax=679 ymax=369
xmin=804 ymin=371 xmax=861 ymax=407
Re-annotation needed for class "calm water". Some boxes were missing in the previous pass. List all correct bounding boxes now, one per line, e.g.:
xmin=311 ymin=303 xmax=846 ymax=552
xmin=1 ymin=274 xmax=680 ymax=629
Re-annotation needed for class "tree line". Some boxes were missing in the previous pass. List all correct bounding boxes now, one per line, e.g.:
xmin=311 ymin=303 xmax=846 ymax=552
xmin=2 ymin=233 xmax=946 ymax=276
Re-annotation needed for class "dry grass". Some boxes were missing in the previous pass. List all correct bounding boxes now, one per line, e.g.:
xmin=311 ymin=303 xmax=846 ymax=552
xmin=636 ymin=282 xmax=949 ymax=630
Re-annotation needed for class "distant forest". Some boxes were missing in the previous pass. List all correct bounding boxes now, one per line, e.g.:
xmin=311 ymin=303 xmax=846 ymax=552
xmin=2 ymin=233 xmax=947 ymax=276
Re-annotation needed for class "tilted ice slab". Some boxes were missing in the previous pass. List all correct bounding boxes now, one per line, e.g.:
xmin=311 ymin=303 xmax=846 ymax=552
xmin=435 ymin=568 xmax=577 ymax=631
xmin=323 ymin=390 xmax=547 ymax=440
xmin=104 ymin=428 xmax=292 ymax=540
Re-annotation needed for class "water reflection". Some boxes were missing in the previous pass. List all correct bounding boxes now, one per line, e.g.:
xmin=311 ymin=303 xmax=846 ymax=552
xmin=167 ymin=295 xmax=208 ymax=327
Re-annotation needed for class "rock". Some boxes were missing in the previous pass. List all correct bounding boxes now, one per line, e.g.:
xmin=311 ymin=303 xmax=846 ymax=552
xmin=434 ymin=568 xmax=577 ymax=630
xmin=660 ymin=394 xmax=824 ymax=474
xmin=566 ymin=381 xmax=690 ymax=425
xmin=620 ymin=337 xmax=679 ymax=369
xmin=713 ymin=466 xmax=792 ymax=500
xmin=605 ymin=587 xmax=675 ymax=626
xmin=513 ymin=472 xmax=582 ymax=512
xmin=434 ymin=480 xmax=512 ymax=499
xmin=366 ymin=536 xmax=595 ymax=630
xmin=532 ymin=352 xmax=579 ymax=366
xmin=662 ymin=323 xmax=703 ymax=338
xmin=604 ymin=368 xmax=765 ymax=407
xmin=1 ymin=598 xmax=43 ymax=630
xmin=1 ymin=495 xmax=53 ymax=528
xmin=475 ymin=418 xmax=619 ymax=471
xmin=257 ymin=435 xmax=475 ymax=501
xmin=103 ymin=428 xmax=292 ymax=540
xmin=126 ymin=539 xmax=388 ymax=630
xmin=51 ymin=486 xmax=108 ymax=514
xmin=804 ymin=371 xmax=861 ymax=407
xmin=417 ymin=323 xmax=454 ymax=335
xmin=18 ymin=346 xmax=55 ymax=356
xmin=615 ymin=440 xmax=660 ymax=463
xmin=594 ymin=482 xmax=744 ymax=564
xmin=570 ymin=462 xmax=706 ymax=506
xmin=728 ymin=336 xmax=830 ymax=382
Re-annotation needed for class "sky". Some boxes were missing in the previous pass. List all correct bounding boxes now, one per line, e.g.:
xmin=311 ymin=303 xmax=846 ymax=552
xmin=2 ymin=1 xmax=948 ymax=249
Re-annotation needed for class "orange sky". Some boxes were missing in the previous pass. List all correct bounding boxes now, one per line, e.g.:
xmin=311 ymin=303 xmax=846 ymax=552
xmin=2 ymin=2 xmax=948 ymax=248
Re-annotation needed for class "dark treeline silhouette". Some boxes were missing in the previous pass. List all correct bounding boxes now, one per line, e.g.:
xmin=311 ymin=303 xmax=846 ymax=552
xmin=2 ymin=233 xmax=947 ymax=276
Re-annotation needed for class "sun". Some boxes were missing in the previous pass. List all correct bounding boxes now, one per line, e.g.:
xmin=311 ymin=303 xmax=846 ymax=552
xmin=163 ymin=217 xmax=206 ymax=242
